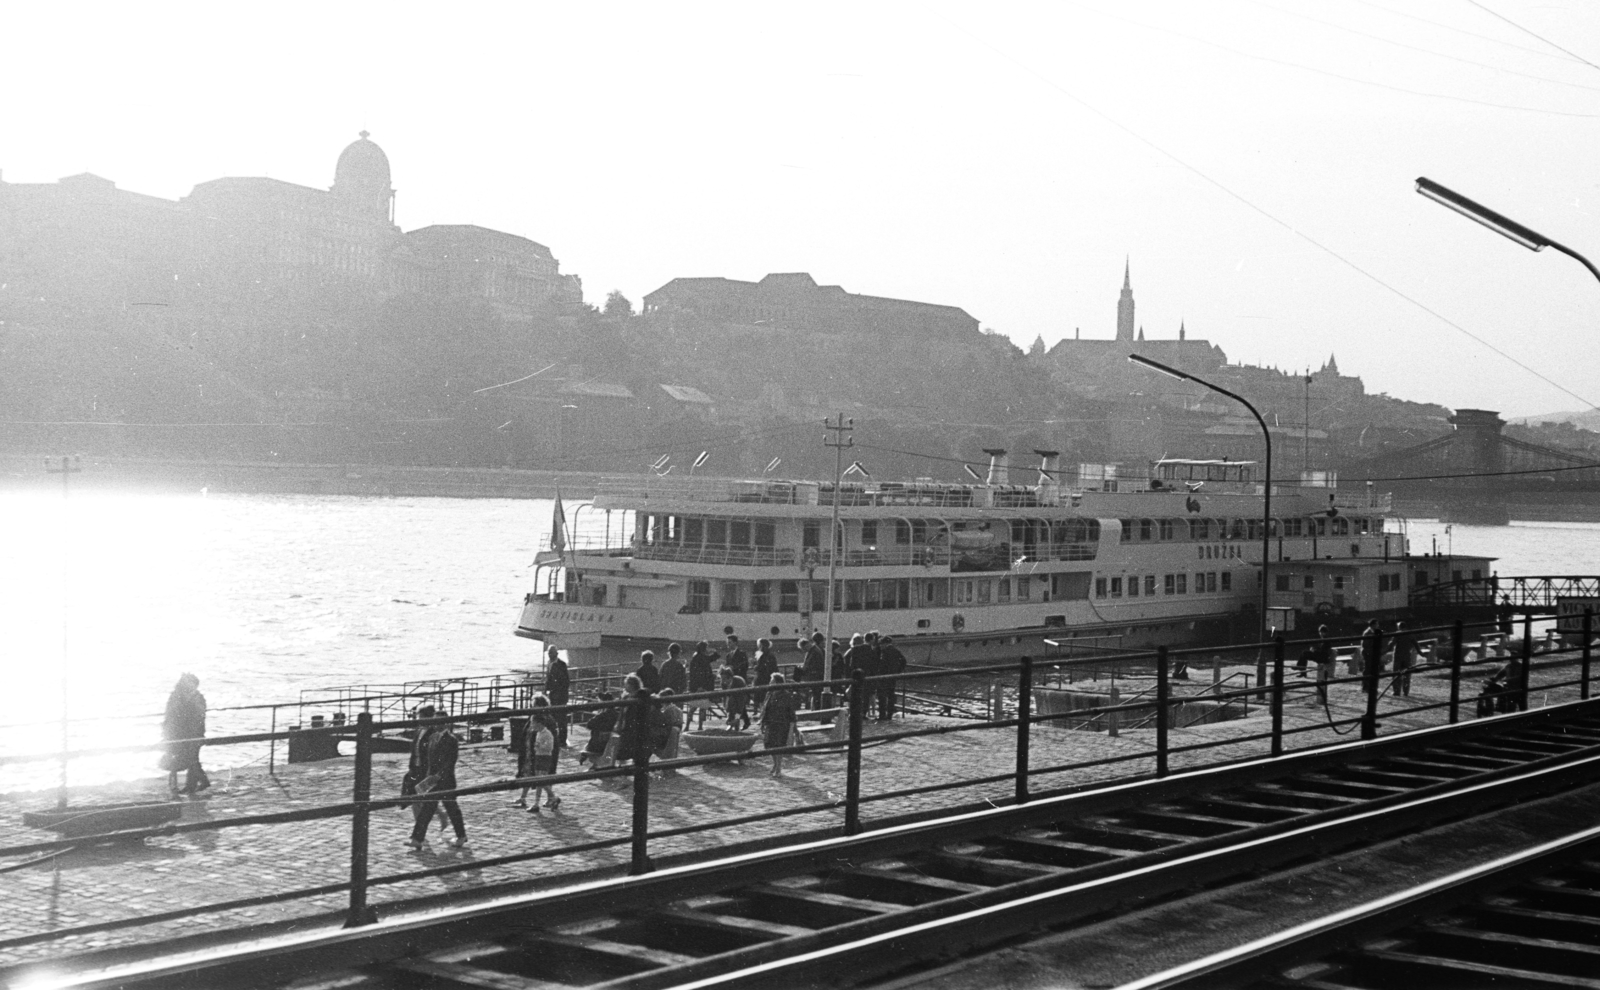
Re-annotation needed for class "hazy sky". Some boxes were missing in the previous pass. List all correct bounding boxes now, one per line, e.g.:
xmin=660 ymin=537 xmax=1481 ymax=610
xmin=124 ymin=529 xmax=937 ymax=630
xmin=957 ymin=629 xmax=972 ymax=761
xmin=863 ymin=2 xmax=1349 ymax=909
xmin=5 ymin=1 xmax=1597 ymax=417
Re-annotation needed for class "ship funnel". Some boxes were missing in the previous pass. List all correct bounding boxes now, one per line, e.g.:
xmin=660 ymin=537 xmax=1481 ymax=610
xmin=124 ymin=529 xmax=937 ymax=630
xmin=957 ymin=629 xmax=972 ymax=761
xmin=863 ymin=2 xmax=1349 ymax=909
xmin=1034 ymin=449 xmax=1061 ymax=490
xmin=983 ymin=448 xmax=1009 ymax=485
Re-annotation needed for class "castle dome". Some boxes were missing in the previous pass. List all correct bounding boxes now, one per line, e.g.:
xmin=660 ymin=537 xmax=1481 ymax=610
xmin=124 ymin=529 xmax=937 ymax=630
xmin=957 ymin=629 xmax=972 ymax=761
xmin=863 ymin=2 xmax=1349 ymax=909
xmin=331 ymin=130 xmax=393 ymax=222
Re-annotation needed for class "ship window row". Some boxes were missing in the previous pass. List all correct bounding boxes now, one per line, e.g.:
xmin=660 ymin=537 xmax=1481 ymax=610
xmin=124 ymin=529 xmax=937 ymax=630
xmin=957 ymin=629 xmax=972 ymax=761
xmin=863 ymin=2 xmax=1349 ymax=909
xmin=1095 ymin=571 xmax=1233 ymax=598
xmin=641 ymin=514 xmax=1101 ymax=552
xmin=1119 ymin=516 xmax=1377 ymax=542
xmin=680 ymin=574 xmax=1093 ymax=613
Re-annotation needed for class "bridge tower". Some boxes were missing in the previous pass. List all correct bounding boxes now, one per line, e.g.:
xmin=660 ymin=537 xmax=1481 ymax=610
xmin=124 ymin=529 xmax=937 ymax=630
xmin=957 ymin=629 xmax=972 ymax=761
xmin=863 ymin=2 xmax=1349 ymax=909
xmin=1446 ymin=409 xmax=1509 ymax=525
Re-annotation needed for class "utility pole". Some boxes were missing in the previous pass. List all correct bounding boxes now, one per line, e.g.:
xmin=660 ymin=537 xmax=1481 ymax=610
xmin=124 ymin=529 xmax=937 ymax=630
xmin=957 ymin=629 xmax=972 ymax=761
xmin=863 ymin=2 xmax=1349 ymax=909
xmin=1303 ymin=371 xmax=1311 ymax=478
xmin=822 ymin=415 xmax=852 ymax=682
xmin=45 ymin=455 xmax=80 ymax=810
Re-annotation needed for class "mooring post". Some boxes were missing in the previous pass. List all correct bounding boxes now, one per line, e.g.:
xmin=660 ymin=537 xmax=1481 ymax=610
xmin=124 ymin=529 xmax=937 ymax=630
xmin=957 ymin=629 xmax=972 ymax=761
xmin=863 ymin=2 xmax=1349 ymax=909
xmin=630 ymin=694 xmax=652 ymax=875
xmin=1361 ymin=627 xmax=1382 ymax=740
xmin=343 ymin=711 xmax=376 ymax=928
xmin=1271 ymin=635 xmax=1285 ymax=758
xmin=1449 ymin=620 xmax=1464 ymax=724
xmin=1155 ymin=646 xmax=1169 ymax=777
xmin=1015 ymin=657 xmax=1032 ymax=805
xmin=845 ymin=670 xmax=866 ymax=835
xmin=1583 ymin=610 xmax=1593 ymax=701
xmin=1108 ymin=684 xmax=1121 ymax=738
xmin=1256 ymin=642 xmax=1268 ymax=704
xmin=1520 ymin=614 xmax=1533 ymax=712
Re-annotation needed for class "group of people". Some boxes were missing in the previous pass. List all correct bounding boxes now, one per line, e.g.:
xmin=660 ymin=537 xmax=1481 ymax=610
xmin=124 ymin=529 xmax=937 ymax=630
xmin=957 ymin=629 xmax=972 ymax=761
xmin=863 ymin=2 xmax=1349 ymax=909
xmin=1293 ymin=621 xmax=1419 ymax=706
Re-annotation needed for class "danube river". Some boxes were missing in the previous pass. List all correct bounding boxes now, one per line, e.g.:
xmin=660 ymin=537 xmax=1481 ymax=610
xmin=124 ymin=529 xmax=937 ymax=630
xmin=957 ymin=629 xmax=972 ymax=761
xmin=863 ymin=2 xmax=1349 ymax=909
xmin=2 ymin=491 xmax=1596 ymax=789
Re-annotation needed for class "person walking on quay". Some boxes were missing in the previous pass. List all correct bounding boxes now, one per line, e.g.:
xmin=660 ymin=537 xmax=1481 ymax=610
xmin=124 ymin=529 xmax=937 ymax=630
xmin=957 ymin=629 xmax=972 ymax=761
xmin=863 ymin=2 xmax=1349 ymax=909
xmin=544 ymin=644 xmax=570 ymax=750
xmin=407 ymin=715 xmax=468 ymax=849
xmin=1390 ymin=622 xmax=1413 ymax=698
xmin=655 ymin=689 xmax=683 ymax=776
xmin=725 ymin=676 xmax=752 ymax=731
xmin=725 ymin=634 xmax=749 ymax=684
xmin=613 ymin=674 xmax=652 ymax=770
xmin=876 ymin=636 xmax=906 ymax=721
xmin=162 ymin=673 xmax=210 ymax=798
xmin=687 ymin=641 xmax=716 ymax=730
xmin=1314 ymin=625 xmax=1334 ymax=706
xmin=752 ymin=638 xmax=779 ymax=706
xmin=401 ymin=704 xmax=439 ymax=806
xmin=635 ymin=650 xmax=662 ymax=694
xmin=517 ymin=695 xmax=561 ymax=813
xmin=800 ymin=633 xmax=826 ymax=709
xmin=661 ymin=642 xmax=688 ymax=699
xmin=579 ymin=691 xmax=619 ymax=768
xmin=759 ymin=674 xmax=799 ymax=778
xmin=844 ymin=632 xmax=876 ymax=707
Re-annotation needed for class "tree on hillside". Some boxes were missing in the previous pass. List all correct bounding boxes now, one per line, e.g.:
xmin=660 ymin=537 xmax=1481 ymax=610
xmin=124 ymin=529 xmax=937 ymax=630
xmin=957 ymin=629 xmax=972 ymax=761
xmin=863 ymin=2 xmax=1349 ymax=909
xmin=603 ymin=290 xmax=634 ymax=318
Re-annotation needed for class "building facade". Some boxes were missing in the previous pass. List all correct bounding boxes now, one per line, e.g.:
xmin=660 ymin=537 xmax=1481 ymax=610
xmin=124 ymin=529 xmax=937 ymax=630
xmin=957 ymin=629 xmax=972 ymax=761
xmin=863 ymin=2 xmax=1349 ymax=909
xmin=642 ymin=271 xmax=979 ymax=338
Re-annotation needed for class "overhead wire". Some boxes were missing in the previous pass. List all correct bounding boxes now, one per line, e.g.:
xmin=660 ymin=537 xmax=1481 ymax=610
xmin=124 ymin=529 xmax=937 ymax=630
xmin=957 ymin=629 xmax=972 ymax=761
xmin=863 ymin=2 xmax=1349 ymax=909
xmin=943 ymin=7 xmax=1600 ymax=414
xmin=1468 ymin=1 xmax=1600 ymax=75
xmin=1348 ymin=0 xmax=1594 ymax=65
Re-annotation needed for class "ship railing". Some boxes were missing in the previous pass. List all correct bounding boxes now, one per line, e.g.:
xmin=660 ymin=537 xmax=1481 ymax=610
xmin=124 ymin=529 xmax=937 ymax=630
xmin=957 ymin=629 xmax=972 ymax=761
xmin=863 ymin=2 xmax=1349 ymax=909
xmin=7 ymin=612 xmax=1598 ymax=958
xmin=549 ymin=541 xmax=1096 ymax=569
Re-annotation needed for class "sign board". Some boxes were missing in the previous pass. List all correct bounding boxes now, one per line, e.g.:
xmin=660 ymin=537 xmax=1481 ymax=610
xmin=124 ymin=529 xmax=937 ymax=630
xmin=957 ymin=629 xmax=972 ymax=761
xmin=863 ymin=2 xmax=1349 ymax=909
xmin=1266 ymin=606 xmax=1296 ymax=633
xmin=1556 ymin=597 xmax=1600 ymax=636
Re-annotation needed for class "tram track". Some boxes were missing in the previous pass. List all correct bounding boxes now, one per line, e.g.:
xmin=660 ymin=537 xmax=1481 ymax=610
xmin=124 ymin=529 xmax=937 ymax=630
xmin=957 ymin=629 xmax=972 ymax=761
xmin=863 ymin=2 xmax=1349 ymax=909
xmin=12 ymin=700 xmax=1600 ymax=990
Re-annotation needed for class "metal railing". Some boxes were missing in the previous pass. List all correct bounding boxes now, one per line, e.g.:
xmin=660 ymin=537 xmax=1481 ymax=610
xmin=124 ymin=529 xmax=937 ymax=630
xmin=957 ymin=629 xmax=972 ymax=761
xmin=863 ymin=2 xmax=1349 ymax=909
xmin=1 ymin=612 xmax=1594 ymax=954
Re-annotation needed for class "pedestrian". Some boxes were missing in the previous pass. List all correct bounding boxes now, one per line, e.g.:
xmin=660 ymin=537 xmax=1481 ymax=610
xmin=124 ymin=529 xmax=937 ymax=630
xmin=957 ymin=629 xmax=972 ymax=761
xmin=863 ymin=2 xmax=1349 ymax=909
xmin=544 ymin=644 xmax=570 ymax=749
xmin=1312 ymin=625 xmax=1335 ymax=705
xmin=1361 ymin=620 xmax=1383 ymax=681
xmin=876 ymin=635 xmax=907 ymax=721
xmin=655 ymin=689 xmax=683 ymax=775
xmin=635 ymin=650 xmax=662 ymax=694
xmin=687 ymin=641 xmax=716 ymax=730
xmin=725 ymin=634 xmax=749 ymax=683
xmin=752 ymin=638 xmax=779 ymax=705
xmin=660 ymin=642 xmax=688 ymax=698
xmin=844 ymin=632 xmax=876 ymax=708
xmin=161 ymin=673 xmax=210 ymax=798
xmin=801 ymin=633 xmax=826 ymax=708
xmin=407 ymin=714 xmax=468 ymax=849
xmin=758 ymin=674 xmax=798 ymax=778
xmin=726 ymin=676 xmax=751 ymax=731
xmin=579 ymin=691 xmax=618 ymax=768
xmin=613 ymin=674 xmax=650 ymax=767
xmin=1297 ymin=644 xmax=1315 ymax=679
xmin=401 ymin=704 xmax=438 ymax=806
xmin=517 ymin=695 xmax=561 ymax=813
xmin=1391 ymin=622 xmax=1413 ymax=697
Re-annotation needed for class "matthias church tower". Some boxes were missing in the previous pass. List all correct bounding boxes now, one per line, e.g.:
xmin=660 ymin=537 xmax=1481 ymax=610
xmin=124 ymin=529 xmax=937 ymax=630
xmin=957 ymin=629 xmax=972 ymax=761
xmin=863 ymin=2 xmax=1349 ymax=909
xmin=1116 ymin=259 xmax=1135 ymax=342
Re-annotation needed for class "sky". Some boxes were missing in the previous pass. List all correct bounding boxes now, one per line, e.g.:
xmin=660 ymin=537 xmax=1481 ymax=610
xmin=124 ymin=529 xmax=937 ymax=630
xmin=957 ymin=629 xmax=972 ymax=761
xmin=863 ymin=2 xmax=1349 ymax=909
xmin=4 ymin=0 xmax=1598 ymax=418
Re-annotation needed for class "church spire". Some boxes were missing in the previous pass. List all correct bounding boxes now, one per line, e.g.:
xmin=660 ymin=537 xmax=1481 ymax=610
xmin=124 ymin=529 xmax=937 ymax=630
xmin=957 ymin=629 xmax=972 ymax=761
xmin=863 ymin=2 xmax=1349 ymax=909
xmin=1179 ymin=319 xmax=1186 ymax=341
xmin=1116 ymin=259 xmax=1135 ymax=342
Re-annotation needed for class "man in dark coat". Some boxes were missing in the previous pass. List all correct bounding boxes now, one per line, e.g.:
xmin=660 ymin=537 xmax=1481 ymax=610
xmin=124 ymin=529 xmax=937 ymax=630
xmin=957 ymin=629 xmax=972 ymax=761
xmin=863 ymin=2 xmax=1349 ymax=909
xmin=162 ymin=673 xmax=210 ymax=797
xmin=724 ymin=634 xmax=749 ymax=683
xmin=844 ymin=633 xmax=876 ymax=713
xmin=400 ymin=704 xmax=437 ymax=805
xmin=800 ymin=633 xmax=826 ymax=708
xmin=875 ymin=636 xmax=907 ymax=720
xmin=752 ymin=638 xmax=779 ymax=705
xmin=635 ymin=650 xmax=662 ymax=694
xmin=544 ymin=644 xmax=571 ymax=749
xmin=660 ymin=642 xmax=688 ymax=696
xmin=407 ymin=716 xmax=467 ymax=849
xmin=687 ymin=641 xmax=717 ymax=730
xmin=1314 ymin=625 xmax=1335 ymax=705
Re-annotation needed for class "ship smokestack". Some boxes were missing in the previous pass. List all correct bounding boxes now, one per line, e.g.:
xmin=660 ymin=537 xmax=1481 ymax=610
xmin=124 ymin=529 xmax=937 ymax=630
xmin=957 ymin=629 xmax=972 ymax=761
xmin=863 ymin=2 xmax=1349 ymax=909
xmin=983 ymin=448 xmax=1009 ymax=485
xmin=1034 ymin=449 xmax=1060 ymax=491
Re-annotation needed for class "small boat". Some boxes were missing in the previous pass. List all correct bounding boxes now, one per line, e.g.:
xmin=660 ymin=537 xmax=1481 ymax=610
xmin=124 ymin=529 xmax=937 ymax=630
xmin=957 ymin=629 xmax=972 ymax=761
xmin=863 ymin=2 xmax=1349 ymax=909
xmin=23 ymin=801 xmax=183 ymax=840
xmin=680 ymin=729 xmax=758 ymax=756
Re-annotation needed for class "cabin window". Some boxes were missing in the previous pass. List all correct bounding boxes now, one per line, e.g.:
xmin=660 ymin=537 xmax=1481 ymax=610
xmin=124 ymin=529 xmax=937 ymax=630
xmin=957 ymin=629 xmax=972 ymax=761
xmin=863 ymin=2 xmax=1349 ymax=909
xmin=750 ymin=580 xmax=772 ymax=612
xmin=1176 ymin=574 xmax=1188 ymax=594
xmin=730 ymin=520 xmax=751 ymax=546
xmin=861 ymin=520 xmax=878 ymax=547
xmin=803 ymin=521 xmax=820 ymax=548
xmin=1121 ymin=519 xmax=1134 ymax=542
xmin=1314 ymin=517 xmax=1327 ymax=536
xmin=923 ymin=580 xmax=948 ymax=606
xmin=1333 ymin=576 xmax=1345 ymax=591
xmin=912 ymin=520 xmax=928 ymax=543
xmin=685 ymin=517 xmax=704 ymax=545
xmin=1267 ymin=519 xmax=1278 ymax=537
xmin=720 ymin=582 xmax=743 ymax=611
xmin=755 ymin=521 xmax=775 ymax=548
xmin=1472 ymin=569 xmax=1482 ymax=580
xmin=779 ymin=580 xmax=799 ymax=612
xmin=1220 ymin=572 xmax=1231 ymax=592
xmin=1128 ymin=575 xmax=1139 ymax=598
xmin=1276 ymin=574 xmax=1291 ymax=591
xmin=1304 ymin=575 xmax=1315 ymax=589
xmin=1247 ymin=520 xmax=1261 ymax=540
xmin=1053 ymin=572 xmax=1091 ymax=599
xmin=1282 ymin=518 xmax=1302 ymax=537
xmin=998 ymin=578 xmax=1011 ymax=603
xmin=977 ymin=580 xmax=992 ymax=604
xmin=1109 ymin=577 xmax=1122 ymax=598
xmin=1159 ymin=519 xmax=1174 ymax=540
xmin=1230 ymin=519 xmax=1245 ymax=540
xmin=845 ymin=580 xmax=865 ymax=610
xmin=1139 ymin=519 xmax=1154 ymax=541
xmin=686 ymin=580 xmax=710 ymax=612
xmin=1190 ymin=519 xmax=1211 ymax=540
xmin=1194 ymin=572 xmax=1205 ymax=594
xmin=1452 ymin=570 xmax=1463 ymax=583
xmin=895 ymin=520 xmax=911 ymax=544
xmin=1216 ymin=519 xmax=1230 ymax=540
xmin=707 ymin=519 xmax=728 ymax=547
xmin=1144 ymin=575 xmax=1156 ymax=595
xmin=1164 ymin=574 xmax=1175 ymax=595
xmin=1332 ymin=517 xmax=1349 ymax=536
xmin=1095 ymin=578 xmax=1108 ymax=598
xmin=1207 ymin=572 xmax=1217 ymax=592
xmin=1016 ymin=576 xmax=1031 ymax=601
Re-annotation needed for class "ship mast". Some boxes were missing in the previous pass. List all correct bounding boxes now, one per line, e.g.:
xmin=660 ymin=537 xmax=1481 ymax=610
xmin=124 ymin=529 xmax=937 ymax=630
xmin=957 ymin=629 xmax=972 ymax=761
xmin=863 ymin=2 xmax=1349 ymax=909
xmin=822 ymin=415 xmax=853 ymax=682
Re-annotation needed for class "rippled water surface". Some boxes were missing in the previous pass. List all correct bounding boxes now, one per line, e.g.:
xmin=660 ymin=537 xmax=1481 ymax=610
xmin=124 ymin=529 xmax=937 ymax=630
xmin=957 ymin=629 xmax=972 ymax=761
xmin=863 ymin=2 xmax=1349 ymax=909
xmin=1 ymin=492 xmax=1595 ymax=787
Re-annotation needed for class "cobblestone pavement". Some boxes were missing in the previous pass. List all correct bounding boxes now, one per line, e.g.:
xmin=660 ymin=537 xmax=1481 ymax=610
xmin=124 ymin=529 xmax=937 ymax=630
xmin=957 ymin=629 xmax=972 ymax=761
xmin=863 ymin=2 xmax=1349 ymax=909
xmin=0 ymin=661 xmax=1579 ymax=967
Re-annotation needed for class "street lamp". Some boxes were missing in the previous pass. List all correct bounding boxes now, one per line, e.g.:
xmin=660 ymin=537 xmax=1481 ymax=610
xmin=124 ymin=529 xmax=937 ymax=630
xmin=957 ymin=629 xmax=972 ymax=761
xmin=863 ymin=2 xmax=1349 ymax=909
xmin=1128 ymin=354 xmax=1272 ymax=643
xmin=1415 ymin=176 xmax=1600 ymax=288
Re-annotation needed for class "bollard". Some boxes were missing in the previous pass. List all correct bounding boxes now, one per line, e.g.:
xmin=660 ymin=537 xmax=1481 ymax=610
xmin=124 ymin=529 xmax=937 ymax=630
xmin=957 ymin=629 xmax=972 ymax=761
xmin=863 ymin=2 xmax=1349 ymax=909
xmin=1520 ymin=615 xmax=1533 ymax=712
xmin=845 ymin=670 xmax=866 ymax=835
xmin=1015 ymin=657 xmax=1032 ymax=805
xmin=1156 ymin=646 xmax=1169 ymax=777
xmin=1108 ymin=684 xmax=1120 ymax=738
xmin=1361 ymin=627 xmax=1382 ymax=741
xmin=630 ymin=694 xmax=653 ymax=875
xmin=1270 ymin=636 xmax=1284 ymax=758
xmin=1584 ymin=610 xmax=1593 ymax=701
xmin=343 ymin=711 xmax=377 ymax=928
xmin=1449 ymin=620 xmax=1464 ymax=724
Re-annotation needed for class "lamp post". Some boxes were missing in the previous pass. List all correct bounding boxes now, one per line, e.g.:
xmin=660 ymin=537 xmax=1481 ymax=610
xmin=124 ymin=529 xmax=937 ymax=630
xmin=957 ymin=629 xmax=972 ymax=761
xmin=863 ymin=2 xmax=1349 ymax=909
xmin=1415 ymin=177 xmax=1600 ymax=288
xmin=1129 ymin=355 xmax=1272 ymax=643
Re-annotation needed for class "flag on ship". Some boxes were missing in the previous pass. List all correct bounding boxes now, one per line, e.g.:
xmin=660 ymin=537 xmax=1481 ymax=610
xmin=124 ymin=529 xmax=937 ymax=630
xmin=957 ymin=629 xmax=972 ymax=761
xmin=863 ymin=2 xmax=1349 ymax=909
xmin=551 ymin=489 xmax=568 ymax=553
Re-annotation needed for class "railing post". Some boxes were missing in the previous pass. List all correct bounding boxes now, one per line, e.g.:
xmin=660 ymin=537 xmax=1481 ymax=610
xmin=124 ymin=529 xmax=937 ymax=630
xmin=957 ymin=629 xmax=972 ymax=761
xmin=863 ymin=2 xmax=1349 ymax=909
xmin=1360 ymin=627 xmax=1382 ymax=740
xmin=343 ymin=711 xmax=376 ymax=928
xmin=1520 ymin=614 xmax=1533 ymax=712
xmin=1155 ymin=646 xmax=1169 ymax=777
xmin=1449 ymin=620 xmax=1463 ymax=724
xmin=1583 ymin=610 xmax=1593 ymax=701
xmin=1271 ymin=635 xmax=1284 ymax=758
xmin=1015 ymin=657 xmax=1032 ymax=805
xmin=268 ymin=706 xmax=277 ymax=776
xmin=1256 ymin=643 xmax=1268 ymax=704
xmin=630 ymin=694 xmax=652 ymax=875
xmin=845 ymin=670 xmax=865 ymax=835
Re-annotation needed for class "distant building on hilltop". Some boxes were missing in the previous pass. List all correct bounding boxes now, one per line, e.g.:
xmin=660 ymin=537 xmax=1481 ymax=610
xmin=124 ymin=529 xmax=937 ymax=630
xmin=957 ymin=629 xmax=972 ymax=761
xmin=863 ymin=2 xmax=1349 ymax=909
xmin=642 ymin=271 xmax=979 ymax=338
xmin=0 ymin=131 xmax=582 ymax=314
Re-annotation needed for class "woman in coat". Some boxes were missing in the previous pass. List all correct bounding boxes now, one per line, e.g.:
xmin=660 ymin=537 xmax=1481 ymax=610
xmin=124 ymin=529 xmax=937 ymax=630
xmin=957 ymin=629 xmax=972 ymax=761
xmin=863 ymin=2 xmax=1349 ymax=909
xmin=517 ymin=695 xmax=562 ymax=812
xmin=758 ymin=674 xmax=798 ymax=778
xmin=162 ymin=673 xmax=209 ymax=798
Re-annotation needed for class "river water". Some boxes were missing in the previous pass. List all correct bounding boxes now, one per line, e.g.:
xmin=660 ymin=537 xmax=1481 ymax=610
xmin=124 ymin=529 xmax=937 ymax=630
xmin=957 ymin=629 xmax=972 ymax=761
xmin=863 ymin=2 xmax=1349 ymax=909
xmin=1 ymin=491 xmax=1594 ymax=789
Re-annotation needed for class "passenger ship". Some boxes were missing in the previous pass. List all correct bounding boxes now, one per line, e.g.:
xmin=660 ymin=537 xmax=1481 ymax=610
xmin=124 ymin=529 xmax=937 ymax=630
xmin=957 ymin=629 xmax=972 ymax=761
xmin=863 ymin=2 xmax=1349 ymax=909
xmin=515 ymin=452 xmax=1410 ymax=673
